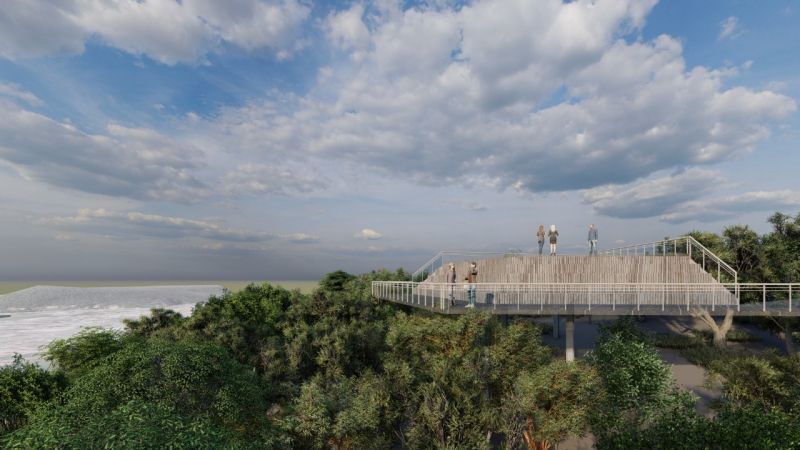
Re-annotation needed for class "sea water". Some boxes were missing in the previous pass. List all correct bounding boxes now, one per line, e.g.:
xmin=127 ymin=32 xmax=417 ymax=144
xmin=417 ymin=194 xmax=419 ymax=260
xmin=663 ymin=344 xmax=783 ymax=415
xmin=0 ymin=285 xmax=223 ymax=365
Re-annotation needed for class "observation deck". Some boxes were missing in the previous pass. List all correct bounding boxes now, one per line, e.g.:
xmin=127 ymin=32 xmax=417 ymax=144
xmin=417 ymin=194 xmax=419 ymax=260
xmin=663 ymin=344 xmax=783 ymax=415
xmin=372 ymin=236 xmax=799 ymax=318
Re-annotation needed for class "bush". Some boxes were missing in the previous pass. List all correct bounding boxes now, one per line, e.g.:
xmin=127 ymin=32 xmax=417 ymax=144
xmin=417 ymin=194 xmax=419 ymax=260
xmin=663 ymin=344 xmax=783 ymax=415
xmin=42 ymin=327 xmax=123 ymax=379
xmin=5 ymin=339 xmax=278 ymax=448
xmin=0 ymin=355 xmax=66 ymax=436
xmin=650 ymin=332 xmax=704 ymax=349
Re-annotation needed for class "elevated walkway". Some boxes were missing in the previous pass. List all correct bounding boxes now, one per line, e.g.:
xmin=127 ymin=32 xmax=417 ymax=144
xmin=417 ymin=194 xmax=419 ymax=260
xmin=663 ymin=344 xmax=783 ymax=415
xmin=373 ymin=236 xmax=798 ymax=318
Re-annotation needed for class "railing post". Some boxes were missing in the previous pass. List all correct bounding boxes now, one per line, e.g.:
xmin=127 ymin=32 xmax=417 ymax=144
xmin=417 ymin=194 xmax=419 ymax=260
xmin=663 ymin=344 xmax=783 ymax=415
xmin=790 ymin=285 xmax=792 ymax=313
xmin=763 ymin=285 xmax=767 ymax=312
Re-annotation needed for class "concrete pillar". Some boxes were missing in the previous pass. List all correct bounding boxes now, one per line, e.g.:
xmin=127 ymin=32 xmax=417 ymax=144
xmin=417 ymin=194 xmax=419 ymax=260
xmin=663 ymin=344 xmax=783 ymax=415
xmin=553 ymin=314 xmax=560 ymax=338
xmin=565 ymin=316 xmax=575 ymax=362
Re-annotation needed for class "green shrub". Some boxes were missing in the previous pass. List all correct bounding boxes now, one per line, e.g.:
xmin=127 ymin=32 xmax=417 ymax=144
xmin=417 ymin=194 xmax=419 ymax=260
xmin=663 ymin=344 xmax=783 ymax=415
xmin=6 ymin=339 xmax=279 ymax=448
xmin=0 ymin=355 xmax=66 ymax=436
xmin=42 ymin=327 xmax=123 ymax=379
xmin=650 ymin=332 xmax=704 ymax=349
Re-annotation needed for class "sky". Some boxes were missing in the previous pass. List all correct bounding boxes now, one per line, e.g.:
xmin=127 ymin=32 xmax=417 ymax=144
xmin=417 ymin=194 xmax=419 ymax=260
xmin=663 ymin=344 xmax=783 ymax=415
xmin=0 ymin=0 xmax=798 ymax=281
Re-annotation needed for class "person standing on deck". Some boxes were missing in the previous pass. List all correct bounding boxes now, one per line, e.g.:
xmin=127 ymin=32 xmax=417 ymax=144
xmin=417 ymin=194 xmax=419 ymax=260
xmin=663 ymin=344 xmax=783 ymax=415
xmin=548 ymin=225 xmax=559 ymax=255
xmin=536 ymin=224 xmax=546 ymax=255
xmin=465 ymin=262 xmax=478 ymax=308
xmin=588 ymin=224 xmax=598 ymax=255
xmin=446 ymin=263 xmax=457 ymax=306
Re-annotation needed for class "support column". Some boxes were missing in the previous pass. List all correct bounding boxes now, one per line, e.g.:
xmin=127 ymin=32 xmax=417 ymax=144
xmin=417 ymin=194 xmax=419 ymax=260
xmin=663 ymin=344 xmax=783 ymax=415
xmin=553 ymin=314 xmax=560 ymax=338
xmin=565 ymin=316 xmax=575 ymax=362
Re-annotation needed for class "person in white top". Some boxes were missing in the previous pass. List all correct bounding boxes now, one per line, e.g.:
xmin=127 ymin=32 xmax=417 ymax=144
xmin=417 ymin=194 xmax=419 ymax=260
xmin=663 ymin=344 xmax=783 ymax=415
xmin=548 ymin=225 xmax=559 ymax=255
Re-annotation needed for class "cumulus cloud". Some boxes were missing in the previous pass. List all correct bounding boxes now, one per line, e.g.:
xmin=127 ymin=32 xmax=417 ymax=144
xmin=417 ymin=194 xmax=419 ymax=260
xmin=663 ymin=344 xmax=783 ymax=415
xmin=42 ymin=208 xmax=276 ymax=242
xmin=0 ymin=0 xmax=310 ymax=64
xmin=661 ymin=190 xmax=800 ymax=224
xmin=208 ymin=0 xmax=794 ymax=196
xmin=326 ymin=3 xmax=371 ymax=54
xmin=718 ymin=16 xmax=740 ymax=40
xmin=582 ymin=169 xmax=724 ymax=219
xmin=354 ymin=228 xmax=383 ymax=240
xmin=0 ymin=100 xmax=209 ymax=202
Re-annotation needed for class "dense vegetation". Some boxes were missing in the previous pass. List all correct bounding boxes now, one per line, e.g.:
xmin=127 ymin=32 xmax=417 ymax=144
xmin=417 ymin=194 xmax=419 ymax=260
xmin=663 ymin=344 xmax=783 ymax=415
xmin=1 ymin=211 xmax=799 ymax=448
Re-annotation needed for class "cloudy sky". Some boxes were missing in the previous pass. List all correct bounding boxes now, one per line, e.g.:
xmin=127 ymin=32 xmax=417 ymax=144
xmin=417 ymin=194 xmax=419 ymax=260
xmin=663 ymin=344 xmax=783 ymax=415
xmin=0 ymin=0 xmax=798 ymax=280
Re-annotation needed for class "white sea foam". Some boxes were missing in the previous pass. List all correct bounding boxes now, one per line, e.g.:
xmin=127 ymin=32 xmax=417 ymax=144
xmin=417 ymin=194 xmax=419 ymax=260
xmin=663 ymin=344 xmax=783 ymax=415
xmin=0 ymin=285 xmax=223 ymax=365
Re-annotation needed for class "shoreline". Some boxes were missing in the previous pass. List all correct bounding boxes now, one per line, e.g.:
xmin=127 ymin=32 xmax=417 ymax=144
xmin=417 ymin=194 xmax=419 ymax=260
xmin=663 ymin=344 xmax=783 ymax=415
xmin=0 ymin=280 xmax=319 ymax=295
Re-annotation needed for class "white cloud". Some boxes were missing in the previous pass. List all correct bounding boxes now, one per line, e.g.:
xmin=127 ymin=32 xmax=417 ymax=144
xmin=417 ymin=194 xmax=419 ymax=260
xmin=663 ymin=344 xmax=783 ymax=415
xmin=354 ymin=228 xmax=383 ymax=240
xmin=54 ymin=234 xmax=78 ymax=241
xmin=661 ymin=190 xmax=800 ymax=224
xmin=41 ymin=208 xmax=276 ymax=242
xmin=284 ymin=233 xmax=319 ymax=244
xmin=582 ymin=169 xmax=724 ymax=219
xmin=718 ymin=16 xmax=740 ymax=40
xmin=0 ymin=0 xmax=311 ymax=64
xmin=0 ymin=83 xmax=44 ymax=107
xmin=0 ymin=100 xmax=209 ymax=202
xmin=207 ymin=0 xmax=794 ymax=196
xmin=221 ymin=163 xmax=328 ymax=196
xmin=326 ymin=3 xmax=371 ymax=55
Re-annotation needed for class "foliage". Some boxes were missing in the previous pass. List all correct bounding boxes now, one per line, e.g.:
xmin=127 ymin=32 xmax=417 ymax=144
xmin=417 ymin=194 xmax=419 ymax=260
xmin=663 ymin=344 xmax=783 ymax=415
xmin=124 ymin=307 xmax=185 ymax=337
xmin=649 ymin=332 xmax=704 ymax=349
xmin=706 ymin=353 xmax=800 ymax=413
xmin=5 ymin=338 xmax=278 ymax=448
xmin=503 ymin=360 xmax=599 ymax=450
xmin=319 ymin=270 xmax=357 ymax=292
xmin=587 ymin=318 xmax=695 ymax=448
xmin=5 ymin=400 xmax=244 ymax=450
xmin=42 ymin=327 xmax=124 ymax=379
xmin=287 ymin=371 xmax=392 ymax=450
xmin=184 ymin=282 xmax=297 ymax=389
xmin=0 ymin=355 xmax=66 ymax=436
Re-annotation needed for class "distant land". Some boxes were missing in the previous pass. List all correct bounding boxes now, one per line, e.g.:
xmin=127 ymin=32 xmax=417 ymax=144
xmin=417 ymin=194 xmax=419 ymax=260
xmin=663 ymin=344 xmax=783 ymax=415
xmin=0 ymin=280 xmax=319 ymax=296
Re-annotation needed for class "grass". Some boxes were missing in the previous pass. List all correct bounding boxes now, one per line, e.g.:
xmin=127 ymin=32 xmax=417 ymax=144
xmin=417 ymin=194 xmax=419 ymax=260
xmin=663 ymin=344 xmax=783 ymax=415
xmin=0 ymin=280 xmax=319 ymax=296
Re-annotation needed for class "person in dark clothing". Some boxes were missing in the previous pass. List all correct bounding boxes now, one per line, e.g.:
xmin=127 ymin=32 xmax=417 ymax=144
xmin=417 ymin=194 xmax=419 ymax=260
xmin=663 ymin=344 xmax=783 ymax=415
xmin=465 ymin=262 xmax=477 ymax=308
xmin=588 ymin=224 xmax=598 ymax=255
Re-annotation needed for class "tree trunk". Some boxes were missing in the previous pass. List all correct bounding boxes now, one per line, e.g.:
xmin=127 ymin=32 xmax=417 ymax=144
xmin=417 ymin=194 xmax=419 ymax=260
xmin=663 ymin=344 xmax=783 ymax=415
xmin=693 ymin=309 xmax=733 ymax=348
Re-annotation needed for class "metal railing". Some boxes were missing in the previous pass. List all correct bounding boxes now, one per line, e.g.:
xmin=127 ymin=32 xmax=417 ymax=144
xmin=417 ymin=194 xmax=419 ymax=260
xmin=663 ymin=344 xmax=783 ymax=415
xmin=411 ymin=250 xmax=538 ymax=282
xmin=603 ymin=236 xmax=737 ymax=284
xmin=371 ymin=281 xmax=800 ymax=315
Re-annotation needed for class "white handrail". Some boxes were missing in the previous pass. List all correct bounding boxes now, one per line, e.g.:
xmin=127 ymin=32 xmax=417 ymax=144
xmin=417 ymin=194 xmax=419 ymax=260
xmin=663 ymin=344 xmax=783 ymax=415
xmin=372 ymin=281 xmax=798 ymax=314
xmin=603 ymin=236 xmax=737 ymax=284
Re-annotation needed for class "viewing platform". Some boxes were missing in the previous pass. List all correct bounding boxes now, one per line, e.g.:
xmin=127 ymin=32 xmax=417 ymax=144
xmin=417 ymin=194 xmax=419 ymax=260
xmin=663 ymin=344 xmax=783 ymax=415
xmin=372 ymin=236 xmax=799 ymax=318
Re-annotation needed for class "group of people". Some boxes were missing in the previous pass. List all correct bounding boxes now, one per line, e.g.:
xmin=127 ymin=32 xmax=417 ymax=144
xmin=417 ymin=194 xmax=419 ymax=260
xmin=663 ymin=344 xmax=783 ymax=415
xmin=444 ymin=224 xmax=600 ymax=307
xmin=536 ymin=223 xmax=599 ymax=256
xmin=446 ymin=261 xmax=477 ymax=307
